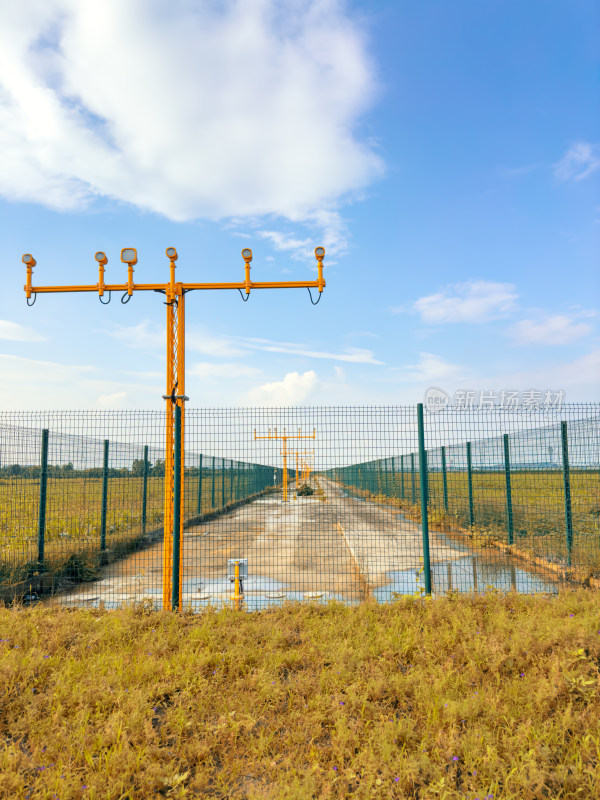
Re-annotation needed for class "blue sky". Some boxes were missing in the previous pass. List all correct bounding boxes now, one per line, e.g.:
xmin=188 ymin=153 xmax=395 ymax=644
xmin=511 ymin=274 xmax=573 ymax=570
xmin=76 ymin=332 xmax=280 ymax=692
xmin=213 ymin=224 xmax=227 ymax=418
xmin=0 ymin=0 xmax=598 ymax=410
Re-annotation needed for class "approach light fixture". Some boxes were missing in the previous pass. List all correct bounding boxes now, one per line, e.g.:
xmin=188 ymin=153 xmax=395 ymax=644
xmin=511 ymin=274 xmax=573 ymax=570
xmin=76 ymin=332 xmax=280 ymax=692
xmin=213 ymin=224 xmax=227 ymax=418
xmin=315 ymin=247 xmax=325 ymax=260
xmin=22 ymin=254 xmax=36 ymax=267
xmin=242 ymin=248 xmax=253 ymax=262
xmin=166 ymin=247 xmax=178 ymax=261
xmin=94 ymin=251 xmax=108 ymax=266
xmin=120 ymin=248 xmax=138 ymax=265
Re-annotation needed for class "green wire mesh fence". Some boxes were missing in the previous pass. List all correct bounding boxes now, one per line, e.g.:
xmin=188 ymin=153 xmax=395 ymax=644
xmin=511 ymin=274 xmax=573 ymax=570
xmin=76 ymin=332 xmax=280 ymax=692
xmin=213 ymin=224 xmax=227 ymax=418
xmin=1 ymin=405 xmax=598 ymax=609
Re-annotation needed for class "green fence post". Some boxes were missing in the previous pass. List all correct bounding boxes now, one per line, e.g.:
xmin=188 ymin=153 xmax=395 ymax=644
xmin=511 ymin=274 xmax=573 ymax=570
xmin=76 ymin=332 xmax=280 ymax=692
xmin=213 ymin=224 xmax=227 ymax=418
xmin=384 ymin=459 xmax=389 ymax=497
xmin=561 ymin=421 xmax=573 ymax=567
xmin=100 ymin=439 xmax=109 ymax=552
xmin=172 ymin=405 xmax=182 ymax=611
xmin=401 ymin=455 xmax=405 ymax=499
xmin=37 ymin=429 xmax=49 ymax=568
xmin=221 ymin=458 xmax=226 ymax=507
xmin=141 ymin=445 xmax=149 ymax=534
xmin=503 ymin=434 xmax=514 ymax=545
xmin=466 ymin=441 xmax=474 ymax=528
xmin=441 ymin=445 xmax=448 ymax=513
xmin=410 ymin=453 xmax=416 ymax=504
xmin=196 ymin=454 xmax=203 ymax=515
xmin=211 ymin=456 xmax=216 ymax=509
xmin=391 ymin=457 xmax=396 ymax=498
xmin=417 ymin=404 xmax=432 ymax=595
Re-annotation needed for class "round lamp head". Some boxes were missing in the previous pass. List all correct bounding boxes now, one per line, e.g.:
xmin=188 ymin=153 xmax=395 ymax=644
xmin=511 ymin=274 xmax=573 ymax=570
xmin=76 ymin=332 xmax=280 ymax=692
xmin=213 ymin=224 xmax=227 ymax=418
xmin=120 ymin=247 xmax=137 ymax=265
xmin=22 ymin=254 xmax=36 ymax=266
xmin=94 ymin=251 xmax=107 ymax=265
xmin=315 ymin=246 xmax=325 ymax=259
xmin=242 ymin=248 xmax=252 ymax=262
xmin=166 ymin=247 xmax=178 ymax=261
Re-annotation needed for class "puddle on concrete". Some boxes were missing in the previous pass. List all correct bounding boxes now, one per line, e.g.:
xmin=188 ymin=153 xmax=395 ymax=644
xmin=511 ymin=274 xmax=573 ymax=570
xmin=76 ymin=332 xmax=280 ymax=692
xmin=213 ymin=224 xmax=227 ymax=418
xmin=373 ymin=556 xmax=559 ymax=603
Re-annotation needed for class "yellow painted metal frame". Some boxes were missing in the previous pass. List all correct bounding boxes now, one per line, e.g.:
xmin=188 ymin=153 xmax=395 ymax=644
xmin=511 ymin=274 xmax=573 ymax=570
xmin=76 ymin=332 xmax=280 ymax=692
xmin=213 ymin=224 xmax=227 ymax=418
xmin=23 ymin=247 xmax=325 ymax=610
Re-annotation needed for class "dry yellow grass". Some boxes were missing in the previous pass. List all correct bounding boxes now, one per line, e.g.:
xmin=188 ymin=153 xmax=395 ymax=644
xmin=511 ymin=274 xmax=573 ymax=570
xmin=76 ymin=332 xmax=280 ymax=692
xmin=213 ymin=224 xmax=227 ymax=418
xmin=1 ymin=587 xmax=600 ymax=798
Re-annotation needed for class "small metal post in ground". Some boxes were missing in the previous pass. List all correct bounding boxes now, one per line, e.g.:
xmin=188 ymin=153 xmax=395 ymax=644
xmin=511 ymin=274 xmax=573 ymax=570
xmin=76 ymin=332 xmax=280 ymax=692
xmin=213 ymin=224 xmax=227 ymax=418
xmin=37 ymin=428 xmax=49 ymax=568
xmin=417 ymin=404 xmax=432 ymax=595
xmin=441 ymin=445 xmax=448 ymax=513
xmin=503 ymin=434 xmax=514 ymax=545
xmin=100 ymin=439 xmax=109 ymax=552
xmin=561 ymin=421 xmax=573 ymax=567
xmin=171 ymin=405 xmax=182 ymax=611
xmin=466 ymin=441 xmax=474 ymax=528
xmin=196 ymin=454 xmax=203 ymax=515
xmin=141 ymin=445 xmax=149 ymax=534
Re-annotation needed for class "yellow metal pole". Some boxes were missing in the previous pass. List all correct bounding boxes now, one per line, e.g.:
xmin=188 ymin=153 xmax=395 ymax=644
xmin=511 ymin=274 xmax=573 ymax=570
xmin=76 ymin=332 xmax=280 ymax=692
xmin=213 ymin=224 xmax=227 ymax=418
xmin=163 ymin=294 xmax=175 ymax=610
xmin=177 ymin=289 xmax=185 ymax=605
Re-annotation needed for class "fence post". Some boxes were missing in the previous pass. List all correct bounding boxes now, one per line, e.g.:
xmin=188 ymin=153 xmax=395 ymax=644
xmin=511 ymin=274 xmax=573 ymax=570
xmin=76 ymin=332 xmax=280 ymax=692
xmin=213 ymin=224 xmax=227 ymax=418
xmin=561 ymin=421 xmax=573 ymax=567
xmin=441 ymin=445 xmax=448 ymax=513
xmin=466 ymin=441 xmax=474 ymax=528
xmin=172 ymin=405 xmax=182 ymax=611
xmin=410 ymin=453 xmax=416 ymax=504
xmin=391 ymin=457 xmax=396 ymax=498
xmin=142 ymin=445 xmax=149 ymax=534
xmin=196 ymin=454 xmax=203 ymax=515
xmin=401 ymin=455 xmax=405 ymax=499
xmin=417 ymin=404 xmax=432 ymax=595
xmin=221 ymin=458 xmax=226 ymax=507
xmin=100 ymin=439 xmax=109 ymax=552
xmin=37 ymin=429 xmax=49 ymax=568
xmin=384 ymin=459 xmax=389 ymax=497
xmin=211 ymin=456 xmax=216 ymax=509
xmin=503 ymin=434 xmax=514 ymax=545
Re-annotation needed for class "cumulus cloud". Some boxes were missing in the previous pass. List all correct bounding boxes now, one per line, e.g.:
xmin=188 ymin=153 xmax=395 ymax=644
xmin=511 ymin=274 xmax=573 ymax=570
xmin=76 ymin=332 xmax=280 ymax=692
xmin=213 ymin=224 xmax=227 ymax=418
xmin=508 ymin=314 xmax=594 ymax=345
xmin=554 ymin=142 xmax=600 ymax=182
xmin=246 ymin=370 xmax=318 ymax=405
xmin=0 ymin=0 xmax=382 ymax=232
xmin=409 ymin=280 xmax=518 ymax=324
xmin=96 ymin=391 xmax=127 ymax=408
xmin=0 ymin=320 xmax=46 ymax=341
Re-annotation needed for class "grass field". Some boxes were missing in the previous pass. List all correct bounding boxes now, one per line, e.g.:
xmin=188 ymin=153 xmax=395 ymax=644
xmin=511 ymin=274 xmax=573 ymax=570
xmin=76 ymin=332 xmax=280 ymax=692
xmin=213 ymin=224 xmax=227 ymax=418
xmin=1 ymin=587 xmax=600 ymax=798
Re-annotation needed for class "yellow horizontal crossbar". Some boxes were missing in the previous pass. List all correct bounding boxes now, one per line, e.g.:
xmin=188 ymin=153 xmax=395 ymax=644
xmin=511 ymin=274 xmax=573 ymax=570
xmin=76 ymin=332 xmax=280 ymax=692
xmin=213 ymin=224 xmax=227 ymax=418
xmin=27 ymin=280 xmax=325 ymax=294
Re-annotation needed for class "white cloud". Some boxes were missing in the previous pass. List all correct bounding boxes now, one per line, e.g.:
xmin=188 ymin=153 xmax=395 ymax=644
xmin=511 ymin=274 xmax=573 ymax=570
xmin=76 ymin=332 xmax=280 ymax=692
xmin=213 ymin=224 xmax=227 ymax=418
xmin=554 ymin=142 xmax=600 ymax=182
xmin=96 ymin=391 xmax=127 ymax=408
xmin=394 ymin=352 xmax=469 ymax=383
xmin=105 ymin=320 xmax=163 ymax=350
xmin=410 ymin=280 xmax=518 ymax=324
xmin=246 ymin=338 xmax=383 ymax=364
xmin=0 ymin=320 xmax=46 ymax=341
xmin=0 ymin=0 xmax=382 ymax=229
xmin=188 ymin=362 xmax=262 ymax=380
xmin=246 ymin=370 xmax=318 ymax=405
xmin=508 ymin=314 xmax=594 ymax=345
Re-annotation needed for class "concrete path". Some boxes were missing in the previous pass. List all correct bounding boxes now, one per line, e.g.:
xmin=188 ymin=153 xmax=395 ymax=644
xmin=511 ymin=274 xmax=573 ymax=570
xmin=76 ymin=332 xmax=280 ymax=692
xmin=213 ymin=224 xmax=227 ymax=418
xmin=54 ymin=477 xmax=557 ymax=609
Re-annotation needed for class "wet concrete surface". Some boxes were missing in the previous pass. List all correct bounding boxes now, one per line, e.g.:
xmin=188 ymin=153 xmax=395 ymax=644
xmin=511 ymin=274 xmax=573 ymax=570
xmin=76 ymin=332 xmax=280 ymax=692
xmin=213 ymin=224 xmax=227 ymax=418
xmin=54 ymin=477 xmax=560 ymax=609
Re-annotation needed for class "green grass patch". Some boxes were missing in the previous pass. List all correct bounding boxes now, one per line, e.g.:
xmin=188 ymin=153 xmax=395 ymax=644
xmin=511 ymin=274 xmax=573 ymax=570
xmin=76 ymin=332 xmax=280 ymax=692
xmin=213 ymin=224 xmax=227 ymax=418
xmin=1 ymin=588 xmax=600 ymax=798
